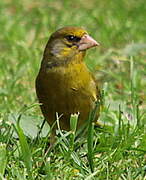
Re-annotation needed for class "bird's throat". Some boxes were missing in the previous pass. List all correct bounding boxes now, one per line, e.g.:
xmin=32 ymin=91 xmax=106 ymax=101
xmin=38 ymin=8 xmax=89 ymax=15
xmin=45 ymin=51 xmax=85 ymax=69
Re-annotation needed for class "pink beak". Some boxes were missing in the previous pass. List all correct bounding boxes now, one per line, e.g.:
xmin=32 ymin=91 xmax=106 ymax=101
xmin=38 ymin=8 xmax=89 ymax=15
xmin=78 ymin=34 xmax=100 ymax=51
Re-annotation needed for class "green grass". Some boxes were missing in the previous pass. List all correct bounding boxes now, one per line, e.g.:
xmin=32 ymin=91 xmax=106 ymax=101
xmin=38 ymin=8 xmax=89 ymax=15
xmin=0 ymin=0 xmax=146 ymax=179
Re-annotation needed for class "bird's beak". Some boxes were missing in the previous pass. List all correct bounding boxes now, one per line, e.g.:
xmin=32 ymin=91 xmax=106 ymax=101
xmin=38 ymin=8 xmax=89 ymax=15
xmin=78 ymin=34 xmax=100 ymax=51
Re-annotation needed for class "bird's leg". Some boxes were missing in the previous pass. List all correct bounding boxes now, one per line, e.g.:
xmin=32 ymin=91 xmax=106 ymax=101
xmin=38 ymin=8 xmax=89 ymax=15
xmin=44 ymin=121 xmax=57 ymax=156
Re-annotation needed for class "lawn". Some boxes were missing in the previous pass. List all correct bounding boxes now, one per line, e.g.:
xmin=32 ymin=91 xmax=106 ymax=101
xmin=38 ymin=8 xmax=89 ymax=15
xmin=0 ymin=0 xmax=146 ymax=179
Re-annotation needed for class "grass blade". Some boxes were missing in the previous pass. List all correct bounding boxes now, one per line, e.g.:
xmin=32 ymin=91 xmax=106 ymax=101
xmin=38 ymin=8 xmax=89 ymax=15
xmin=14 ymin=118 xmax=33 ymax=179
xmin=0 ymin=143 xmax=7 ymax=176
xmin=87 ymin=101 xmax=100 ymax=172
xmin=70 ymin=113 xmax=79 ymax=152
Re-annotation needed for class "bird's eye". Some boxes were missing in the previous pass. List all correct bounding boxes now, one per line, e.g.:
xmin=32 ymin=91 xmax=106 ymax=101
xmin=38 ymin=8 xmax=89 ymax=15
xmin=65 ymin=35 xmax=81 ymax=42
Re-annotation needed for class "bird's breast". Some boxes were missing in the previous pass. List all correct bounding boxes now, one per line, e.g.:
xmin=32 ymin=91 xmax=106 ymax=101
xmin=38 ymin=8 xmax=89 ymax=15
xmin=38 ymin=62 xmax=97 ymax=114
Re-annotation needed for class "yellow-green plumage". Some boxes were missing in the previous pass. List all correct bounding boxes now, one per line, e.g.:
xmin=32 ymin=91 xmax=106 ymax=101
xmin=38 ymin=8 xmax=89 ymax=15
xmin=35 ymin=26 xmax=100 ymax=131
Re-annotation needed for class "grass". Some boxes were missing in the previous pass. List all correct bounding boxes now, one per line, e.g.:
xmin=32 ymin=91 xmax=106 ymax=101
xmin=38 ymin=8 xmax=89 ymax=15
xmin=0 ymin=0 xmax=146 ymax=179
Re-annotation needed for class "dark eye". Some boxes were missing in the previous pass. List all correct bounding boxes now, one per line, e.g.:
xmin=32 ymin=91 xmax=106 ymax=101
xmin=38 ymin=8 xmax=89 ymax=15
xmin=65 ymin=35 xmax=81 ymax=42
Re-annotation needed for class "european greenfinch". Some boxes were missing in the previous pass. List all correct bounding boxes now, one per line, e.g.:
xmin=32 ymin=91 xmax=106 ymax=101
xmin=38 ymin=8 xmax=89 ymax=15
xmin=35 ymin=26 xmax=100 ymax=137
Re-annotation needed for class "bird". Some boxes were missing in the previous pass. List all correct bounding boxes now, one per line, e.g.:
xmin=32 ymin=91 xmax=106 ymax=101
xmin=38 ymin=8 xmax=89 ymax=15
xmin=35 ymin=26 xmax=100 ymax=139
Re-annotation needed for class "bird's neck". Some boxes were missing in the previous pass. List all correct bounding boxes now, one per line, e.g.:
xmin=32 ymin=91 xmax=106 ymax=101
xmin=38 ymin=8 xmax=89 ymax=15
xmin=42 ymin=51 xmax=86 ymax=69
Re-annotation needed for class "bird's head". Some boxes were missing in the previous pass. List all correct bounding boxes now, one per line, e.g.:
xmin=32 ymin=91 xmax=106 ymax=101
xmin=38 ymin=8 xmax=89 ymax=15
xmin=44 ymin=26 xmax=99 ymax=63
